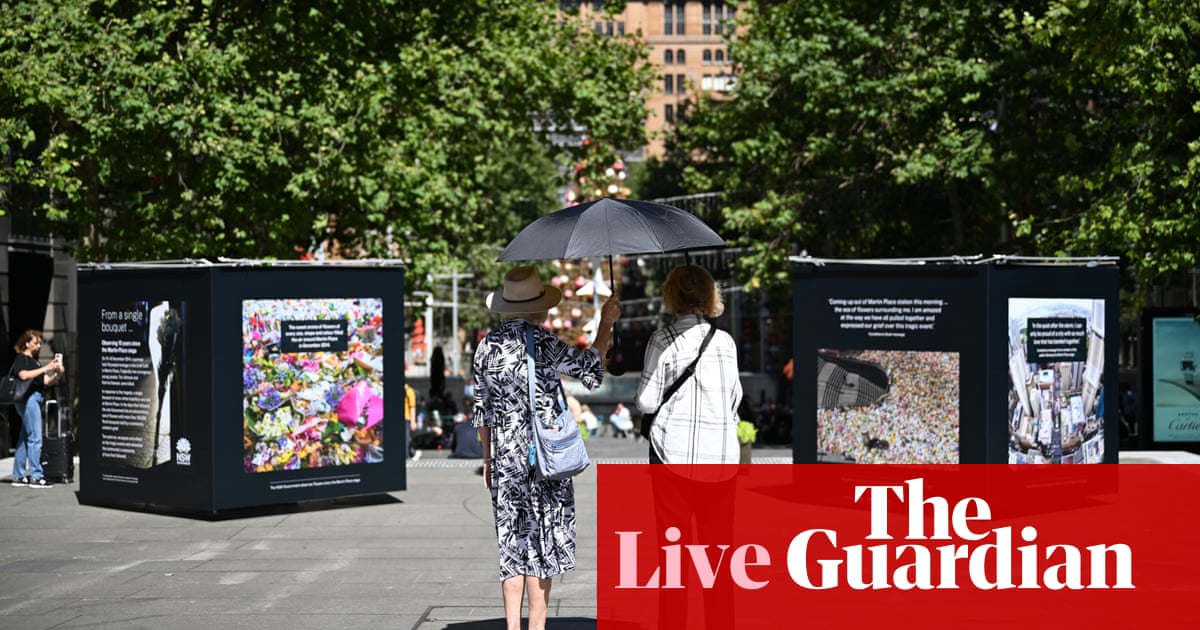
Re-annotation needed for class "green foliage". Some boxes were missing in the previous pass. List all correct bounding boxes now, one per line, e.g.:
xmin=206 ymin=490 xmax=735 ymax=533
xmin=669 ymin=0 xmax=1006 ymax=294
xmin=670 ymin=0 xmax=1200 ymax=303
xmin=0 ymin=0 xmax=653 ymax=299
xmin=999 ymin=1 xmax=1200 ymax=303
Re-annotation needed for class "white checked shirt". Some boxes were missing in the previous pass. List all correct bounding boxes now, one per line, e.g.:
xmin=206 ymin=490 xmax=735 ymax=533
xmin=636 ymin=314 xmax=743 ymax=464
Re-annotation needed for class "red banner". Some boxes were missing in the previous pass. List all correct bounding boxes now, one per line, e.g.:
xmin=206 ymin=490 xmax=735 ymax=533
xmin=597 ymin=465 xmax=1200 ymax=629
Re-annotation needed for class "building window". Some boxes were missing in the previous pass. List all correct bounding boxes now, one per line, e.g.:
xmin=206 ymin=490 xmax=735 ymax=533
xmin=698 ymin=1 xmax=736 ymax=35
xmin=703 ymin=49 xmax=712 ymax=64
xmin=677 ymin=74 xmax=687 ymax=92
xmin=665 ymin=104 xmax=675 ymax=123
xmin=715 ymin=49 xmax=725 ymax=64
xmin=593 ymin=20 xmax=623 ymax=36
xmin=720 ymin=3 xmax=737 ymax=35
xmin=664 ymin=1 xmax=685 ymax=36
xmin=677 ymin=49 xmax=686 ymax=64
xmin=664 ymin=75 xmax=674 ymax=95
xmin=702 ymin=1 xmax=735 ymax=35
xmin=701 ymin=74 xmax=713 ymax=91
xmin=664 ymin=49 xmax=674 ymax=64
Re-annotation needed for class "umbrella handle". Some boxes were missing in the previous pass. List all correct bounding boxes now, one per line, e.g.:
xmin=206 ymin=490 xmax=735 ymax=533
xmin=605 ymin=255 xmax=624 ymax=374
xmin=606 ymin=255 xmax=621 ymax=350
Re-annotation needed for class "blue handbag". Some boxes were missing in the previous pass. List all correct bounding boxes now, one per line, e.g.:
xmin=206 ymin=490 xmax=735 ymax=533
xmin=526 ymin=327 xmax=590 ymax=480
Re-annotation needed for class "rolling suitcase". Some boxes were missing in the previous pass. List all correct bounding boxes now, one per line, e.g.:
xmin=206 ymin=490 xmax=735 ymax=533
xmin=41 ymin=399 xmax=74 ymax=484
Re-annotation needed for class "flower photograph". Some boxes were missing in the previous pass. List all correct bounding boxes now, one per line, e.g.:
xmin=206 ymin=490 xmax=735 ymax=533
xmin=241 ymin=298 xmax=384 ymax=473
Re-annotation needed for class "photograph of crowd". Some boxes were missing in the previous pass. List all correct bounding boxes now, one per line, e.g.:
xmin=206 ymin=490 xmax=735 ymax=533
xmin=817 ymin=349 xmax=960 ymax=463
xmin=1006 ymin=298 xmax=1105 ymax=464
xmin=241 ymin=298 xmax=385 ymax=473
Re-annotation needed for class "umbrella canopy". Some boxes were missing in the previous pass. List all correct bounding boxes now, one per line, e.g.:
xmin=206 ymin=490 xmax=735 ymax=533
xmin=497 ymin=197 xmax=725 ymax=262
xmin=497 ymin=197 xmax=723 ymax=376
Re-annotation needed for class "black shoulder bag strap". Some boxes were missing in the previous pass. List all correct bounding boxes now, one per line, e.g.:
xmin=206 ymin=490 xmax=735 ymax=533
xmin=641 ymin=323 xmax=718 ymax=439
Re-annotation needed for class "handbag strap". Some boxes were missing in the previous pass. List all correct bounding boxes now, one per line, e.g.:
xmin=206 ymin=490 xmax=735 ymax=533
xmin=653 ymin=322 xmax=718 ymax=414
xmin=8 ymin=356 xmax=29 ymax=380
xmin=526 ymin=326 xmax=538 ymax=424
xmin=525 ymin=325 xmax=571 ymax=420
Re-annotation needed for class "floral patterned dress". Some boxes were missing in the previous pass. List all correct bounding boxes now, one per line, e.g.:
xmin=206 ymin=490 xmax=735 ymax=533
xmin=472 ymin=319 xmax=604 ymax=580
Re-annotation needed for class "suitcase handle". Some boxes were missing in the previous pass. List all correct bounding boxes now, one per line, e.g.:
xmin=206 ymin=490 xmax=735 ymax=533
xmin=43 ymin=399 xmax=66 ymax=438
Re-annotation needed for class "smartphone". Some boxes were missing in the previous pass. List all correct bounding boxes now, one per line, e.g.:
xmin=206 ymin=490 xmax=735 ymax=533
xmin=54 ymin=353 xmax=63 ymax=364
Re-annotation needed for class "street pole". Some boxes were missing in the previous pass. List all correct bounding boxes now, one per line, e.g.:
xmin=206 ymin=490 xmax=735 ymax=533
xmin=432 ymin=271 xmax=474 ymax=376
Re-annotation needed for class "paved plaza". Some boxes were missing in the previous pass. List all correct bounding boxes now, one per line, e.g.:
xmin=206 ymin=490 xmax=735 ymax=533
xmin=0 ymin=440 xmax=1194 ymax=630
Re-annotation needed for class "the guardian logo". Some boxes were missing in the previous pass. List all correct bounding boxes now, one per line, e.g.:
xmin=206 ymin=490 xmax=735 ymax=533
xmin=615 ymin=477 xmax=1134 ymax=591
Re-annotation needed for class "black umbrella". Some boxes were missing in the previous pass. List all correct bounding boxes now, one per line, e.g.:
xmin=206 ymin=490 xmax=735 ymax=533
xmin=497 ymin=197 xmax=725 ymax=263
xmin=498 ymin=197 xmax=725 ymax=373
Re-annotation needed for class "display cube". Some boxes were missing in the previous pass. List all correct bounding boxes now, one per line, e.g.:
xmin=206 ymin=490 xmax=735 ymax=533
xmin=76 ymin=260 xmax=406 ymax=513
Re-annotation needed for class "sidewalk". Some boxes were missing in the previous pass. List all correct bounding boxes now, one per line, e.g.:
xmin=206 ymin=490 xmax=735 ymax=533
xmin=0 ymin=441 xmax=1194 ymax=630
xmin=0 ymin=436 xmax=679 ymax=630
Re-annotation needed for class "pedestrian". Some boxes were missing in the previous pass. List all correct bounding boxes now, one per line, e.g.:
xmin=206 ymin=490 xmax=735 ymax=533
xmin=472 ymin=265 xmax=620 ymax=630
xmin=636 ymin=264 xmax=742 ymax=464
xmin=634 ymin=264 xmax=741 ymax=630
xmin=9 ymin=330 xmax=65 ymax=488
xmin=1119 ymin=382 xmax=1137 ymax=438
xmin=405 ymin=382 xmax=418 ymax=459
xmin=609 ymin=402 xmax=633 ymax=438
xmin=579 ymin=404 xmax=599 ymax=437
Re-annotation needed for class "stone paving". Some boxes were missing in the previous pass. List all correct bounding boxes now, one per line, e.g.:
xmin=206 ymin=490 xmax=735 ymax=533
xmin=0 ymin=439 xmax=1193 ymax=630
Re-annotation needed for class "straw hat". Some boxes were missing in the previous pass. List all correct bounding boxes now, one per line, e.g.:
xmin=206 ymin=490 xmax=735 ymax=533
xmin=486 ymin=266 xmax=563 ymax=313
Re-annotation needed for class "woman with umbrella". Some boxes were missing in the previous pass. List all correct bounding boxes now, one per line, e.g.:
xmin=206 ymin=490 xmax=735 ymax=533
xmin=472 ymin=265 xmax=620 ymax=630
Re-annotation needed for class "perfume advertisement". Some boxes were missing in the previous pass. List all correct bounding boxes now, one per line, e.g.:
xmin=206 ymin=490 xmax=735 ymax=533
xmin=1150 ymin=315 xmax=1200 ymax=442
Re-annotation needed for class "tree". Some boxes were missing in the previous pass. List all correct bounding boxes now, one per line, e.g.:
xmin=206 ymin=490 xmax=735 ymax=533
xmin=671 ymin=0 xmax=1199 ymax=303
xmin=674 ymin=1 xmax=1007 ymax=292
xmin=1001 ymin=1 xmax=1200 ymax=302
xmin=0 ymin=1 xmax=654 ymax=294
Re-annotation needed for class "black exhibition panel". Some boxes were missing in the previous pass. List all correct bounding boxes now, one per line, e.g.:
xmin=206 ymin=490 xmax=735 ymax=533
xmin=791 ymin=256 xmax=1119 ymax=465
xmin=76 ymin=261 xmax=406 ymax=513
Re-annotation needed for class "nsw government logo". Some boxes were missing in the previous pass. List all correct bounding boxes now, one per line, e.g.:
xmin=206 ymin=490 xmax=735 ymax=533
xmin=175 ymin=438 xmax=192 ymax=466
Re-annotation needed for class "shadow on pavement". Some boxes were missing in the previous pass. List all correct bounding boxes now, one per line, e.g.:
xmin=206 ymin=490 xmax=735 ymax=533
xmin=71 ymin=489 xmax=404 ymax=521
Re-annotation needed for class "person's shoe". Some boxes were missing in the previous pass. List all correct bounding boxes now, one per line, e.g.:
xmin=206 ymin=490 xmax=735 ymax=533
xmin=28 ymin=477 xmax=53 ymax=489
xmin=11 ymin=476 xmax=29 ymax=487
